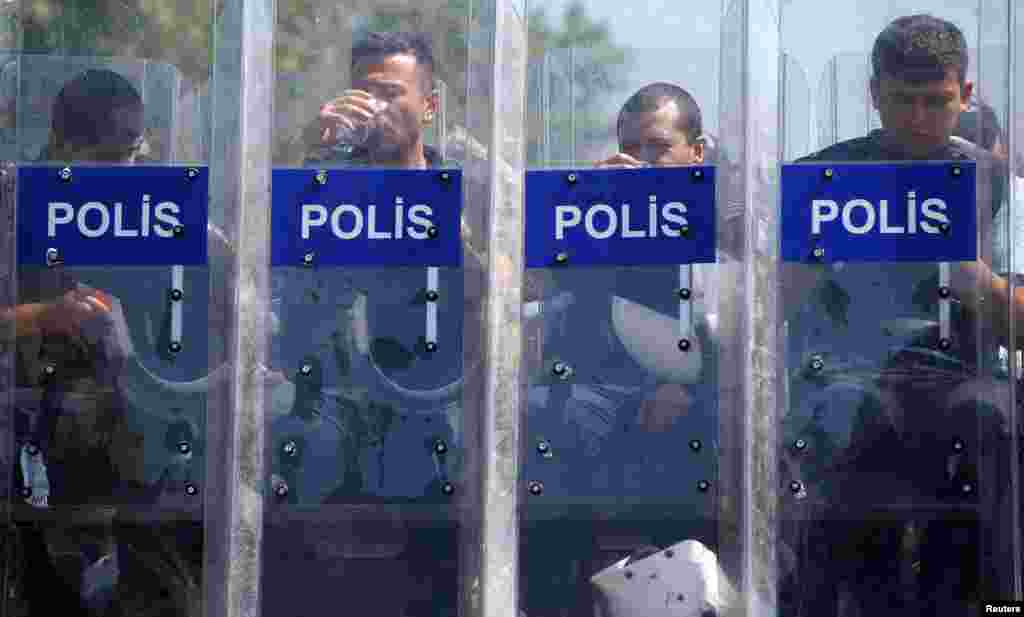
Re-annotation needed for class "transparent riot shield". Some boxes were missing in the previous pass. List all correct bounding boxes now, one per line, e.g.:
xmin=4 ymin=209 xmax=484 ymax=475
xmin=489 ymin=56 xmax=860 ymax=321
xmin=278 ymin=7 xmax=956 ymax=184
xmin=779 ymin=2 xmax=1019 ymax=613
xmin=0 ymin=2 xmax=214 ymax=613
xmin=264 ymin=9 xmax=479 ymax=617
xmin=520 ymin=15 xmax=734 ymax=614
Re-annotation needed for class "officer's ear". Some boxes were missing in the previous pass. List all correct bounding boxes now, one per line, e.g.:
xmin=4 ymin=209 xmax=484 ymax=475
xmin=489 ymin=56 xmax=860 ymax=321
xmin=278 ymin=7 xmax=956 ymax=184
xmin=959 ymin=80 xmax=974 ymax=112
xmin=691 ymin=138 xmax=705 ymax=164
xmin=423 ymin=83 xmax=439 ymax=126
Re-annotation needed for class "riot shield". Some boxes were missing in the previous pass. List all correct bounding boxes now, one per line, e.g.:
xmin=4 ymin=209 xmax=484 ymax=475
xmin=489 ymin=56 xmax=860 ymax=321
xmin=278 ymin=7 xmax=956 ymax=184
xmin=1 ymin=12 xmax=214 ymax=612
xmin=779 ymin=3 xmax=1018 ymax=614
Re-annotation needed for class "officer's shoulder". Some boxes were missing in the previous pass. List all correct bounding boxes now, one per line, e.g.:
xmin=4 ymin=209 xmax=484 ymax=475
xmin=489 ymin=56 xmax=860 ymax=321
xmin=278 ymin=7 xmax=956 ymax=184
xmin=795 ymin=136 xmax=879 ymax=163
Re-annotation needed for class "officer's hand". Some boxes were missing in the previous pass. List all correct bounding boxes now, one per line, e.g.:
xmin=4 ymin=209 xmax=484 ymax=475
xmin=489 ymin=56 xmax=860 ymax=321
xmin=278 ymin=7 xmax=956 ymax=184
xmin=37 ymin=288 xmax=114 ymax=337
xmin=636 ymin=383 xmax=693 ymax=433
xmin=595 ymin=152 xmax=646 ymax=169
xmin=318 ymin=90 xmax=379 ymax=145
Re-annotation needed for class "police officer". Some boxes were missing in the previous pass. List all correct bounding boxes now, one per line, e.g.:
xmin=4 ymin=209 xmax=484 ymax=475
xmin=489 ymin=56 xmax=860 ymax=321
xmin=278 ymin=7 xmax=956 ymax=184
xmin=782 ymin=15 xmax=1014 ymax=615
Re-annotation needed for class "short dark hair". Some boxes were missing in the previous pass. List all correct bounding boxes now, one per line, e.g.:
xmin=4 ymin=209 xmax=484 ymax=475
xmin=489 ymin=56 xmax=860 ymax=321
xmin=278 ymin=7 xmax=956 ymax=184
xmin=954 ymin=100 xmax=1003 ymax=151
xmin=616 ymin=82 xmax=702 ymax=143
xmin=51 ymin=69 xmax=143 ymax=147
xmin=872 ymin=15 xmax=968 ymax=84
xmin=351 ymin=31 xmax=435 ymax=92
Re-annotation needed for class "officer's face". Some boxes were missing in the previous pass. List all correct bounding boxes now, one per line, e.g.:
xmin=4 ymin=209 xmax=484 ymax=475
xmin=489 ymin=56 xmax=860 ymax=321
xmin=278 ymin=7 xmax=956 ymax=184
xmin=871 ymin=68 xmax=973 ymax=158
xmin=352 ymin=53 xmax=436 ymax=157
xmin=618 ymin=101 xmax=704 ymax=166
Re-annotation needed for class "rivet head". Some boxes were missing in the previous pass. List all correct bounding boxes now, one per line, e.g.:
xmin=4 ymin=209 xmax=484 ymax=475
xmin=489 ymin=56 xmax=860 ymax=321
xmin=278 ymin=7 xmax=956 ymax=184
xmin=42 ymin=364 xmax=56 ymax=377
xmin=426 ymin=226 xmax=439 ymax=239
xmin=952 ymin=166 xmax=962 ymax=177
xmin=961 ymin=482 xmax=973 ymax=494
xmin=810 ymin=356 xmax=824 ymax=372
xmin=794 ymin=438 xmax=808 ymax=451
xmin=952 ymin=438 xmax=965 ymax=452
xmin=567 ymin=173 xmax=577 ymax=184
xmin=678 ymin=339 xmax=691 ymax=352
xmin=664 ymin=549 xmax=675 ymax=558
xmin=185 ymin=483 xmax=198 ymax=496
xmin=554 ymin=251 xmax=570 ymax=265
xmin=169 ymin=288 xmax=184 ymax=302
xmin=676 ymin=594 xmax=685 ymax=602
xmin=938 ymin=338 xmax=953 ymax=351
xmin=789 ymin=480 xmax=803 ymax=494
xmin=938 ymin=286 xmax=952 ymax=299
xmin=45 ymin=248 xmax=62 ymax=267
xmin=537 ymin=440 xmax=552 ymax=455
xmin=186 ymin=167 xmax=199 ymax=180
xmin=169 ymin=341 xmax=183 ymax=354
xmin=25 ymin=443 xmax=39 ymax=456
xmin=624 ymin=570 xmax=634 ymax=580
xmin=274 ymin=483 xmax=289 ymax=498
xmin=425 ymin=290 xmax=440 ymax=302
xmin=689 ymin=439 xmax=702 ymax=452
xmin=697 ymin=480 xmax=711 ymax=492
xmin=691 ymin=168 xmax=704 ymax=180
xmin=302 ymin=252 xmax=315 ymax=266
xmin=434 ymin=440 xmax=448 ymax=455
xmin=314 ymin=170 xmax=328 ymax=185
xmin=424 ymin=341 xmax=438 ymax=353
xmin=283 ymin=441 xmax=298 ymax=457
xmin=939 ymin=222 xmax=951 ymax=235
xmin=172 ymin=225 xmax=185 ymax=238
xmin=552 ymin=361 xmax=572 ymax=379
xmin=177 ymin=441 xmax=191 ymax=455
xmin=441 ymin=481 xmax=455 ymax=496
xmin=812 ymin=246 xmax=826 ymax=260
xmin=299 ymin=363 xmax=313 ymax=376
xmin=678 ymin=225 xmax=690 ymax=238
xmin=678 ymin=288 xmax=692 ymax=301
xmin=528 ymin=481 xmax=544 ymax=496
xmin=440 ymin=171 xmax=451 ymax=182
xmin=58 ymin=167 xmax=72 ymax=182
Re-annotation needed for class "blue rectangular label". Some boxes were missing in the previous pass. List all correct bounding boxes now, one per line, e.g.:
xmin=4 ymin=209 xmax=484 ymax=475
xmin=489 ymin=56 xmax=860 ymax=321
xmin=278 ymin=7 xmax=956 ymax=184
xmin=271 ymin=168 xmax=462 ymax=267
xmin=524 ymin=167 xmax=716 ymax=267
xmin=17 ymin=165 xmax=209 ymax=266
xmin=781 ymin=162 xmax=977 ymax=263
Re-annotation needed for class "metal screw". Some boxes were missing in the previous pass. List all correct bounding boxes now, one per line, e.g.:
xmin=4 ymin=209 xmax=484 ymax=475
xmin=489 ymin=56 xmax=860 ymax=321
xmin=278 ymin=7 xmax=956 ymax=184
xmin=691 ymin=168 xmax=704 ymax=181
xmin=537 ymin=441 xmax=552 ymax=456
xmin=299 ymin=363 xmax=313 ymax=377
xmin=528 ymin=481 xmax=544 ymax=496
xmin=664 ymin=549 xmax=675 ymax=558
xmin=962 ymin=483 xmax=973 ymax=494
xmin=434 ymin=440 xmax=448 ymax=455
xmin=426 ymin=226 xmax=439 ymax=239
xmin=953 ymin=438 xmax=965 ymax=452
xmin=567 ymin=173 xmax=577 ymax=184
xmin=440 ymin=171 xmax=451 ymax=182
xmin=283 ymin=441 xmax=297 ymax=457
xmin=678 ymin=339 xmax=691 ymax=352
xmin=186 ymin=167 xmax=199 ymax=180
xmin=624 ymin=571 xmax=634 ymax=580
xmin=939 ymin=222 xmax=951 ymax=235
xmin=58 ymin=167 xmax=72 ymax=182
xmin=177 ymin=441 xmax=191 ymax=455
xmin=45 ymin=248 xmax=62 ymax=267
xmin=810 ymin=356 xmax=824 ymax=372
xmin=274 ymin=483 xmax=289 ymax=498
xmin=314 ymin=170 xmax=328 ymax=185
xmin=812 ymin=246 xmax=826 ymax=260
xmin=794 ymin=438 xmax=808 ymax=451
xmin=938 ymin=286 xmax=952 ymax=299
xmin=689 ymin=439 xmax=702 ymax=452
xmin=424 ymin=341 xmax=438 ymax=353
xmin=169 ymin=288 xmax=184 ymax=301
xmin=554 ymin=251 xmax=569 ymax=265
xmin=697 ymin=480 xmax=711 ymax=492
xmin=824 ymin=168 xmax=834 ymax=179
xmin=42 ymin=364 xmax=56 ymax=378
xmin=302 ymin=252 xmax=315 ymax=266
xmin=441 ymin=481 xmax=455 ymax=496
xmin=169 ymin=341 xmax=183 ymax=354
xmin=678 ymin=288 xmax=692 ymax=301
xmin=552 ymin=361 xmax=572 ymax=379
xmin=676 ymin=594 xmax=685 ymax=602
xmin=678 ymin=225 xmax=690 ymax=238
xmin=185 ymin=483 xmax=198 ymax=496
xmin=952 ymin=166 xmax=962 ymax=177
xmin=789 ymin=480 xmax=803 ymax=494
xmin=938 ymin=338 xmax=953 ymax=351
xmin=172 ymin=225 xmax=185 ymax=238
xmin=425 ymin=290 xmax=440 ymax=302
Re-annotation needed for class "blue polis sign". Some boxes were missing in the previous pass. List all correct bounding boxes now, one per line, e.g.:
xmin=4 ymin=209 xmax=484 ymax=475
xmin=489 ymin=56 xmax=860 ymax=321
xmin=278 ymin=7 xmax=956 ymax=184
xmin=271 ymin=168 xmax=462 ymax=267
xmin=780 ymin=162 xmax=977 ymax=263
xmin=524 ymin=167 xmax=716 ymax=267
xmin=18 ymin=165 xmax=209 ymax=266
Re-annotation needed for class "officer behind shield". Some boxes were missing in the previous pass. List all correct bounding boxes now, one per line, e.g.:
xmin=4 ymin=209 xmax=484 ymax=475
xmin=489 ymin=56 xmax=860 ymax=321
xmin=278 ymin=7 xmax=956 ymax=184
xmin=781 ymin=14 xmax=1015 ymax=615
xmin=0 ymin=68 xmax=203 ymax=616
